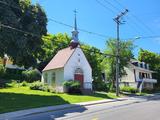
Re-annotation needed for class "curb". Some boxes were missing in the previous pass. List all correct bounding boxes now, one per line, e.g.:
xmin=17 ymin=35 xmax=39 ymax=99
xmin=0 ymin=98 xmax=127 ymax=120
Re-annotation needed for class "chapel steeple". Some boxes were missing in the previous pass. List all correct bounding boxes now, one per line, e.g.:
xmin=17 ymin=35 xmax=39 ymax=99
xmin=70 ymin=9 xmax=79 ymax=49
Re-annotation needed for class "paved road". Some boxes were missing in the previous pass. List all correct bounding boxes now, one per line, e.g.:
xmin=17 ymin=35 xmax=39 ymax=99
xmin=11 ymin=95 xmax=160 ymax=120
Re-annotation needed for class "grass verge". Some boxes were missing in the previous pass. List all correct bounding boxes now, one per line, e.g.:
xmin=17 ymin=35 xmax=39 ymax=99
xmin=0 ymin=87 xmax=117 ymax=113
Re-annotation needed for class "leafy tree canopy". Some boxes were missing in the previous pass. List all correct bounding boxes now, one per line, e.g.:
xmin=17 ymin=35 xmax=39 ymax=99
xmin=0 ymin=0 xmax=47 ymax=68
xmin=81 ymin=44 xmax=104 ymax=89
xmin=37 ymin=33 xmax=71 ymax=71
xmin=101 ymin=38 xmax=135 ymax=89
xmin=138 ymin=49 xmax=160 ymax=86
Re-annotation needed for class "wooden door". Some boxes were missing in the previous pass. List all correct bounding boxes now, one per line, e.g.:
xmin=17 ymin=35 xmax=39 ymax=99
xmin=74 ymin=74 xmax=84 ymax=88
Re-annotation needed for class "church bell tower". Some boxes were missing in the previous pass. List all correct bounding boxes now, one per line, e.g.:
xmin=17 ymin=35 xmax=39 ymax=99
xmin=70 ymin=10 xmax=79 ymax=49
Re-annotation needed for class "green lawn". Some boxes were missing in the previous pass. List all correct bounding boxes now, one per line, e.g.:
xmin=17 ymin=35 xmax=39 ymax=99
xmin=0 ymin=87 xmax=117 ymax=113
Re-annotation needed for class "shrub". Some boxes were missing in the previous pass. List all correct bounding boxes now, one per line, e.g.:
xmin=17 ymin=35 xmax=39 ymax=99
xmin=5 ymin=68 xmax=24 ymax=80
xmin=30 ymin=81 xmax=44 ymax=90
xmin=20 ymin=81 xmax=28 ymax=87
xmin=0 ymin=79 xmax=9 ymax=88
xmin=0 ymin=66 xmax=41 ymax=82
xmin=6 ymin=80 xmax=20 ymax=88
xmin=153 ymin=86 xmax=160 ymax=92
xmin=63 ymin=80 xmax=73 ymax=87
xmin=70 ymin=81 xmax=81 ymax=89
xmin=63 ymin=80 xmax=81 ymax=94
xmin=120 ymin=86 xmax=137 ymax=93
xmin=47 ymin=86 xmax=55 ymax=93
xmin=0 ymin=65 xmax=6 ymax=78
xmin=29 ymin=81 xmax=55 ymax=93
xmin=22 ymin=69 xmax=41 ymax=82
xmin=93 ymin=81 xmax=110 ymax=92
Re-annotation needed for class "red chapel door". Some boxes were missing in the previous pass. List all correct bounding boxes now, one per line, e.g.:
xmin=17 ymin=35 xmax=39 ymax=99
xmin=74 ymin=74 xmax=84 ymax=88
xmin=74 ymin=68 xmax=84 ymax=88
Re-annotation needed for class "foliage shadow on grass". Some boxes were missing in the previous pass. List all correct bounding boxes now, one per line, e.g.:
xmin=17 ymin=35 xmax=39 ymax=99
xmin=0 ymin=92 xmax=72 ymax=113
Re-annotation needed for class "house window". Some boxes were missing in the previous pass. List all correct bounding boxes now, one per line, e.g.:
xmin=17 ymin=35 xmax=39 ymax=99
xmin=145 ymin=64 xmax=147 ymax=69
xmin=148 ymin=74 xmax=150 ymax=79
xmin=51 ymin=72 xmax=56 ymax=86
xmin=142 ymin=73 xmax=145 ymax=78
xmin=139 ymin=72 xmax=142 ymax=79
xmin=44 ymin=73 xmax=48 ymax=83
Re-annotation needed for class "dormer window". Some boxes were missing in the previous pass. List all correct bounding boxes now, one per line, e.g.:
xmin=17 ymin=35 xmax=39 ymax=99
xmin=140 ymin=63 xmax=143 ymax=68
xmin=145 ymin=64 xmax=147 ymax=69
xmin=132 ymin=62 xmax=138 ymax=66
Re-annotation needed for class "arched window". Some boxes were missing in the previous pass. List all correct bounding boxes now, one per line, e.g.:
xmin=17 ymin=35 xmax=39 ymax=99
xmin=75 ymin=68 xmax=83 ymax=74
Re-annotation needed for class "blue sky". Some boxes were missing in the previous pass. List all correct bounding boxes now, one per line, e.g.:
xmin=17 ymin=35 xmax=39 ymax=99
xmin=32 ymin=0 xmax=160 ymax=57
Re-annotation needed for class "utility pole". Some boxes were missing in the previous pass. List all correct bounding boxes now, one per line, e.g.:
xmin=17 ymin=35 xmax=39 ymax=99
xmin=114 ymin=9 xmax=128 ymax=96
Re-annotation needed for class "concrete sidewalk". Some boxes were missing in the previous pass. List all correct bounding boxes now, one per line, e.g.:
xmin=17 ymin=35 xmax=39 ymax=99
xmin=0 ymin=98 xmax=127 ymax=120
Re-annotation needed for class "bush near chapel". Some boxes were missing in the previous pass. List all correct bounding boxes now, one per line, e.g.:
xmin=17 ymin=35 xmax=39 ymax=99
xmin=0 ymin=66 xmax=41 ymax=88
xmin=120 ymin=86 xmax=137 ymax=93
xmin=63 ymin=80 xmax=81 ymax=94
xmin=22 ymin=69 xmax=41 ymax=82
xmin=30 ymin=81 xmax=55 ymax=93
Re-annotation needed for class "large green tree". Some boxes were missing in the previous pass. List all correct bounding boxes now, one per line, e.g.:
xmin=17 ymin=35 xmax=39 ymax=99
xmin=38 ymin=33 xmax=71 ymax=71
xmin=101 ymin=39 xmax=135 ymax=90
xmin=138 ymin=49 xmax=160 ymax=87
xmin=0 ymin=0 xmax=47 ymax=68
xmin=81 ymin=44 xmax=104 ymax=90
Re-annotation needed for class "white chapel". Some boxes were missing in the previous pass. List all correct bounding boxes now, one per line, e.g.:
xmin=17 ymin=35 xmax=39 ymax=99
xmin=41 ymin=13 xmax=92 ymax=92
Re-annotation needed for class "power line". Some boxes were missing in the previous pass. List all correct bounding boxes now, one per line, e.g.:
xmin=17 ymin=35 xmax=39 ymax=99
xmin=48 ymin=18 xmax=72 ymax=28
xmin=1 ymin=1 xmax=160 ymax=41
xmin=2 ymin=20 xmax=160 ymax=40
xmin=129 ymin=14 xmax=155 ymax=34
xmin=95 ymin=0 xmax=116 ymax=14
xmin=1 ymin=21 xmax=160 ymax=58
xmin=103 ymin=0 xmax=121 ymax=12
xmin=125 ymin=21 xmax=142 ymax=35
xmin=101 ymin=0 xmax=148 ymax=36
xmin=0 ymin=1 xmax=117 ymax=58
xmin=0 ymin=23 xmax=41 ymax=38
xmin=48 ymin=18 xmax=109 ymax=38
xmin=1 ymin=19 xmax=160 ymax=43
xmin=126 ymin=35 xmax=160 ymax=40
xmin=0 ymin=0 xmax=111 ymax=39
xmin=95 ymin=0 xmax=141 ymax=37
xmin=114 ymin=0 xmax=155 ymax=35
xmin=0 ymin=1 xmax=115 ymax=57
xmin=106 ymin=0 xmax=154 ymax=35
xmin=0 ymin=23 xmax=117 ymax=57
xmin=113 ymin=0 xmax=126 ymax=9
xmin=79 ymin=46 xmax=116 ymax=57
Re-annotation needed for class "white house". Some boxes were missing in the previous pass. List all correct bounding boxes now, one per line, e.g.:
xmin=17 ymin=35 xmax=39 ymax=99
xmin=0 ymin=54 xmax=25 ymax=70
xmin=41 ymin=14 xmax=92 ymax=92
xmin=121 ymin=59 xmax=157 ymax=91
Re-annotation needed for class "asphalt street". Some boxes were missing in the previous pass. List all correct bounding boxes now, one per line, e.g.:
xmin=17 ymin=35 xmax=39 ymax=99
xmin=10 ymin=94 xmax=160 ymax=120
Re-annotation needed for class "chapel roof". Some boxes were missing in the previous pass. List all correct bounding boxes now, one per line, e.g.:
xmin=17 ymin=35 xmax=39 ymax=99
xmin=43 ymin=47 xmax=75 ymax=71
